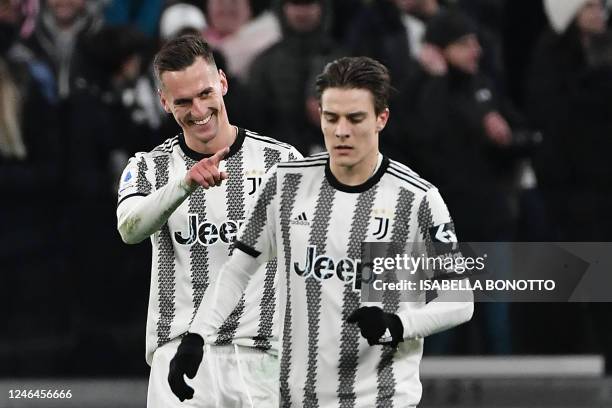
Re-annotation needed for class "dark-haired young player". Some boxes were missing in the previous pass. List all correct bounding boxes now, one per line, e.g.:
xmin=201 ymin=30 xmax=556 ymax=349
xmin=178 ymin=56 xmax=473 ymax=407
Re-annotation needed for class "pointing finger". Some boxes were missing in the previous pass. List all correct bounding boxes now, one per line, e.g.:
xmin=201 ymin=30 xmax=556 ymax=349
xmin=210 ymin=146 xmax=230 ymax=166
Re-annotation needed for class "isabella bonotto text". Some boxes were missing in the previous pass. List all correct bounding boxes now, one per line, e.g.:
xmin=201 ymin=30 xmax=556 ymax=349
xmin=373 ymin=279 xmax=556 ymax=292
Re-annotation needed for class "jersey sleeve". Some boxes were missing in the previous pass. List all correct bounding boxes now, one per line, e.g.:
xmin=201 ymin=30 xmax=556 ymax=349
xmin=396 ymin=188 xmax=474 ymax=339
xmin=117 ymin=154 xmax=153 ymax=204
xmin=116 ymin=154 xmax=192 ymax=244
xmin=190 ymin=165 xmax=280 ymax=338
xmin=285 ymin=145 xmax=304 ymax=162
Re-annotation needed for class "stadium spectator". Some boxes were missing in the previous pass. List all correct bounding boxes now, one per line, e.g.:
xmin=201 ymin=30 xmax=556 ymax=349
xmin=103 ymin=0 xmax=165 ymax=38
xmin=248 ymin=0 xmax=343 ymax=154
xmin=203 ymin=0 xmax=281 ymax=81
xmin=528 ymin=0 xmax=612 ymax=241
xmin=27 ymin=0 xmax=103 ymax=99
xmin=0 ymin=0 xmax=64 ymax=375
xmin=527 ymin=0 xmax=612 ymax=371
xmin=406 ymin=9 xmax=526 ymax=354
xmin=345 ymin=0 xmax=424 ymax=91
xmin=344 ymin=0 xmax=444 ymax=167
xmin=63 ymin=25 xmax=154 ymax=374
xmin=456 ymin=0 xmax=508 ymax=95
xmin=500 ymin=0 xmax=548 ymax=110
xmin=159 ymin=2 xmax=207 ymax=41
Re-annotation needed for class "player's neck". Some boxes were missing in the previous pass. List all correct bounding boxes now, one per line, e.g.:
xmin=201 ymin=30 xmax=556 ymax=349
xmin=330 ymin=151 xmax=381 ymax=186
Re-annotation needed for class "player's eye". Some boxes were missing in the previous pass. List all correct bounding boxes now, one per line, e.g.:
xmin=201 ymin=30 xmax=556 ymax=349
xmin=199 ymin=89 xmax=213 ymax=98
xmin=324 ymin=115 xmax=338 ymax=123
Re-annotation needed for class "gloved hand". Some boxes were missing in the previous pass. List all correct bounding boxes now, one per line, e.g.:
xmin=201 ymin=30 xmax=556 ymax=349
xmin=347 ymin=306 xmax=404 ymax=347
xmin=168 ymin=333 xmax=204 ymax=401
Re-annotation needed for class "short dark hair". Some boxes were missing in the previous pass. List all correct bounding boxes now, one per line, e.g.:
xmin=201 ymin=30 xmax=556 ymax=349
xmin=153 ymin=35 xmax=216 ymax=85
xmin=315 ymin=57 xmax=391 ymax=115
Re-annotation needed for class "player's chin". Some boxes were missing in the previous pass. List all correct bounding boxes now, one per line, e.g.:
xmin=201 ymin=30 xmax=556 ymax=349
xmin=330 ymin=150 xmax=356 ymax=165
xmin=191 ymin=118 xmax=218 ymax=139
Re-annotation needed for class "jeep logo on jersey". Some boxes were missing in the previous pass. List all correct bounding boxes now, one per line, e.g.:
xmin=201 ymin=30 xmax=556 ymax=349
xmin=175 ymin=214 xmax=244 ymax=246
xmin=293 ymin=245 xmax=372 ymax=292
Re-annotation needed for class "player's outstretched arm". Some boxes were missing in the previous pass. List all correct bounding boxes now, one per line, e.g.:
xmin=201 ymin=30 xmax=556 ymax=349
xmin=116 ymin=147 xmax=229 ymax=244
xmin=347 ymin=188 xmax=473 ymax=345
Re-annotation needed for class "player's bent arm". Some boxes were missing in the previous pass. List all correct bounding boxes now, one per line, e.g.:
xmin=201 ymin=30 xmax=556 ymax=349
xmin=117 ymin=148 xmax=228 ymax=244
xmin=399 ymin=187 xmax=474 ymax=339
xmin=117 ymin=177 xmax=192 ymax=244
xmin=398 ymin=285 xmax=474 ymax=339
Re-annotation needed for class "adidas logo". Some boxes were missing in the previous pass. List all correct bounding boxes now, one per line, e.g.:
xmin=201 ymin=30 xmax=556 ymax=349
xmin=378 ymin=328 xmax=393 ymax=344
xmin=291 ymin=212 xmax=310 ymax=226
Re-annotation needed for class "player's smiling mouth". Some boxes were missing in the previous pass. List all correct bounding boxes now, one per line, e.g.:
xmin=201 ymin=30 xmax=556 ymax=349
xmin=191 ymin=112 xmax=213 ymax=126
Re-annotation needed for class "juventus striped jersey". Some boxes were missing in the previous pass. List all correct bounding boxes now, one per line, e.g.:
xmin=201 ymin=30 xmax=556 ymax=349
xmin=192 ymin=152 xmax=473 ymax=408
xmin=116 ymin=128 xmax=302 ymax=365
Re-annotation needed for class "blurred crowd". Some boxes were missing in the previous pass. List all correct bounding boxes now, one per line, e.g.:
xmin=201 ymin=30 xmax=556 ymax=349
xmin=2 ymin=0 xmax=612 ymax=377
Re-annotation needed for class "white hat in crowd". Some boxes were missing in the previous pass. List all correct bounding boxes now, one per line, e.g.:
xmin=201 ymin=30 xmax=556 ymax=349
xmin=543 ymin=0 xmax=591 ymax=33
xmin=160 ymin=3 xmax=207 ymax=40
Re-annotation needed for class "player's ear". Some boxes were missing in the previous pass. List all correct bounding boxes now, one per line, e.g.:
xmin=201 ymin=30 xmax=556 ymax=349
xmin=376 ymin=108 xmax=390 ymax=133
xmin=219 ymin=69 xmax=228 ymax=96
xmin=158 ymin=89 xmax=172 ymax=114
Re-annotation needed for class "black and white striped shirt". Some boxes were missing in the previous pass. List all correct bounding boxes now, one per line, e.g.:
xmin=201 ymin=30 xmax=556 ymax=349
xmin=116 ymin=128 xmax=301 ymax=364
xmin=192 ymin=152 xmax=473 ymax=407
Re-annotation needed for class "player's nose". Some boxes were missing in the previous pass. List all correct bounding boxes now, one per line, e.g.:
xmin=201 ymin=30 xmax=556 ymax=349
xmin=191 ymin=98 xmax=208 ymax=118
xmin=335 ymin=118 xmax=351 ymax=139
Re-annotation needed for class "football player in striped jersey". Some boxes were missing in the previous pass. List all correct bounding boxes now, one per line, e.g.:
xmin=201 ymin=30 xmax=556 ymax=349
xmin=116 ymin=35 xmax=301 ymax=407
xmin=185 ymin=56 xmax=473 ymax=407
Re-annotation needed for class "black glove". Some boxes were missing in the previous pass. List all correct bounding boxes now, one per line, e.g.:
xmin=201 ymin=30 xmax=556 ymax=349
xmin=168 ymin=333 xmax=204 ymax=401
xmin=347 ymin=306 xmax=404 ymax=347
